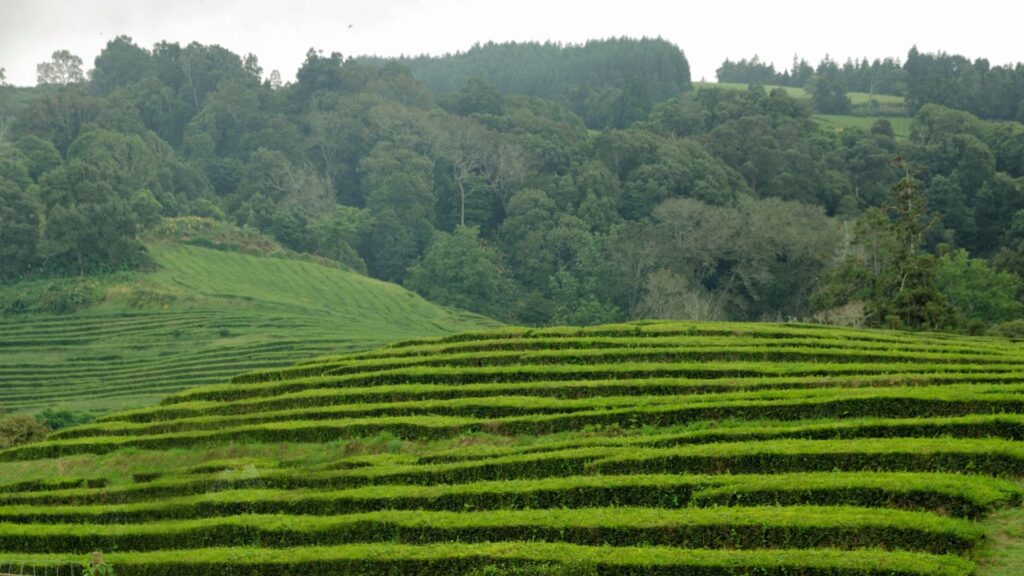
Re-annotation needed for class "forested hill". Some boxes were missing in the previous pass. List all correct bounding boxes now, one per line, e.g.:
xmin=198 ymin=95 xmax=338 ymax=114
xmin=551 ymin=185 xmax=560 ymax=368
xmin=3 ymin=37 xmax=1024 ymax=335
xmin=359 ymin=37 xmax=692 ymax=104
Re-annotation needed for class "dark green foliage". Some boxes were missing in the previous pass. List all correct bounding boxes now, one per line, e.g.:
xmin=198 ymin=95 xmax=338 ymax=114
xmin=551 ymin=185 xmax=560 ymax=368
xmin=37 ymin=410 xmax=94 ymax=431
xmin=360 ymin=143 xmax=437 ymax=282
xmin=37 ymin=154 xmax=156 ymax=274
xmin=936 ymin=250 xmax=1023 ymax=326
xmin=15 ymin=135 xmax=61 ymax=181
xmin=406 ymin=227 xmax=512 ymax=320
xmin=5 ymin=37 xmax=1024 ymax=330
xmin=313 ymin=205 xmax=373 ymax=273
xmin=717 ymin=55 xmax=905 ymax=97
xmin=814 ymin=171 xmax=956 ymax=330
xmin=0 ymin=178 xmax=40 ymax=281
xmin=364 ymin=38 xmax=691 ymax=111
xmin=92 ymin=36 xmax=152 ymax=95
xmin=807 ymin=59 xmax=852 ymax=114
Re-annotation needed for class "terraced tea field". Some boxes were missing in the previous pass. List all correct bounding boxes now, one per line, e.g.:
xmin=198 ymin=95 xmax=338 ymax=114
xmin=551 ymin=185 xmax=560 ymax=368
xmin=0 ymin=242 xmax=496 ymax=414
xmin=1 ymin=322 xmax=1024 ymax=574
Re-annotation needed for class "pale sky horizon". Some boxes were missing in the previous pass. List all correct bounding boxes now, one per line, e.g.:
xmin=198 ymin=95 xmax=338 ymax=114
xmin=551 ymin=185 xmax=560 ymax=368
xmin=1 ymin=0 xmax=1022 ymax=88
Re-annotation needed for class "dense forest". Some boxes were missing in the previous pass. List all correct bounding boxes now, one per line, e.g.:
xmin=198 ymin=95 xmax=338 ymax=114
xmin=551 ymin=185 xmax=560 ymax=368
xmin=2 ymin=37 xmax=1024 ymax=333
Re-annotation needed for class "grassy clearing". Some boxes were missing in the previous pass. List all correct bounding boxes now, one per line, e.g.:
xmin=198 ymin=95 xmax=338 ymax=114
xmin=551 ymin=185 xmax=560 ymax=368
xmin=815 ymin=114 xmax=913 ymax=139
xmin=975 ymin=507 xmax=1024 ymax=575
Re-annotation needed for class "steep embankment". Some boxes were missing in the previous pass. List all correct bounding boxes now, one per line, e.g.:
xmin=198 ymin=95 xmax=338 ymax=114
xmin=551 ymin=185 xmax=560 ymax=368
xmin=0 ymin=322 xmax=1023 ymax=574
xmin=0 ymin=240 xmax=496 ymax=414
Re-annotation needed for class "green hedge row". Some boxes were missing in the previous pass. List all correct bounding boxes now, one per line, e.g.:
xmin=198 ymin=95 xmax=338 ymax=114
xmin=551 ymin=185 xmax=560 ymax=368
xmin=419 ymin=414 xmax=1024 ymax=465
xmin=305 ymin=346 xmax=1024 ymax=383
xmin=109 ymin=371 xmax=1024 ymax=425
xmin=339 ymin=334 xmax=1013 ymax=365
xmin=185 ymin=360 xmax=1015 ymax=404
xmin=0 ymin=416 xmax=471 ymax=461
xmin=587 ymin=438 xmax=1024 ymax=478
xmin=0 ymin=506 xmax=979 ymax=555
xmin=64 ymin=382 xmax=1024 ymax=439
xmin=5 ymin=471 xmax=1016 ymax=522
xmin=0 ymin=542 xmax=976 ymax=576
xmin=5 ymin=469 xmax=1016 ymax=521
xmin=235 ymin=321 xmax=1018 ymax=381
xmin=0 ymin=478 xmax=85 ymax=494
xmin=38 ymin=392 xmax=1024 ymax=457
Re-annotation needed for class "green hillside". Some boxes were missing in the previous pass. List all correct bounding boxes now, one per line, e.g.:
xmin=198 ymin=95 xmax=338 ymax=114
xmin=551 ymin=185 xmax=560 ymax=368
xmin=1 ymin=322 xmax=1024 ymax=574
xmin=0 ymin=229 xmax=497 ymax=415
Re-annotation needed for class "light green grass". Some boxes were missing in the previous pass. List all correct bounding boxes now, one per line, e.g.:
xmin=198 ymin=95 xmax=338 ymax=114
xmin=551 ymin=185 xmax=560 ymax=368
xmin=814 ymin=114 xmax=913 ymax=140
xmin=0 ymin=242 xmax=497 ymax=415
xmin=974 ymin=506 xmax=1024 ymax=575
xmin=696 ymin=82 xmax=810 ymax=99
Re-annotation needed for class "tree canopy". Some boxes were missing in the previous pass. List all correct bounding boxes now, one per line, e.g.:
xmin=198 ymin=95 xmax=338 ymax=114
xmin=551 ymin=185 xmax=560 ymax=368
xmin=1 ymin=37 xmax=1023 ymax=331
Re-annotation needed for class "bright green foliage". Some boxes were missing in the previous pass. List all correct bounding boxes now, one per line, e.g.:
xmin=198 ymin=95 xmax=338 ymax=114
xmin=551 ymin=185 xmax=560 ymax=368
xmin=937 ymin=249 xmax=1023 ymax=327
xmin=2 ymin=322 xmax=1024 ymax=573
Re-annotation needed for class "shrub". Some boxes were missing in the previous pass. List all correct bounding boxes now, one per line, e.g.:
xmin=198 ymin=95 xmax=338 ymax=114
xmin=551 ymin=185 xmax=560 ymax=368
xmin=0 ymin=411 xmax=49 ymax=449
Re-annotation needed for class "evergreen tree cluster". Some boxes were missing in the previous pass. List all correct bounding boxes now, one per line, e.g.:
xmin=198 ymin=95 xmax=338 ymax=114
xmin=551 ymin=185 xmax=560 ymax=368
xmin=717 ymin=49 xmax=1024 ymax=121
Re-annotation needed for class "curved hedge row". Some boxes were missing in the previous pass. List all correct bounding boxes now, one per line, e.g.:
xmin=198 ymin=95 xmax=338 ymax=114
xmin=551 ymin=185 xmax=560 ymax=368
xmin=3 ymin=321 xmax=1024 ymax=575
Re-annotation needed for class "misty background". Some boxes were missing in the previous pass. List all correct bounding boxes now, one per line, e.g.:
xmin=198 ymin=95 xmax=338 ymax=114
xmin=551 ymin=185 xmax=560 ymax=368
xmin=1 ymin=0 xmax=1020 ymax=86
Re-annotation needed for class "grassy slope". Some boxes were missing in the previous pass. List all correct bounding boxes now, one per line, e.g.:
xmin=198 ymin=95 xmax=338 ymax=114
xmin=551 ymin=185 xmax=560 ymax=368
xmin=0 ymin=242 xmax=497 ymax=415
xmin=0 ymin=322 xmax=1023 ymax=573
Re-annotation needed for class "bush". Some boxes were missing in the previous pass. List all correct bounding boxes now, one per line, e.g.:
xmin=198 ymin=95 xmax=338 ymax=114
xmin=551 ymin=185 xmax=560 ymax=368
xmin=0 ymin=412 xmax=49 ymax=449
xmin=38 ymin=409 xmax=94 ymax=431
xmin=990 ymin=319 xmax=1024 ymax=339
xmin=39 ymin=280 xmax=101 ymax=313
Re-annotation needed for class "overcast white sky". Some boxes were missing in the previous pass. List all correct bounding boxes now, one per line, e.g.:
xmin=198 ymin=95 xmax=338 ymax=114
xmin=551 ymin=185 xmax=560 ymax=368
xmin=1 ymin=0 xmax=1022 ymax=87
